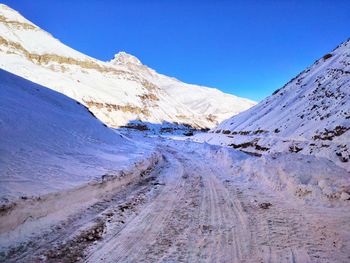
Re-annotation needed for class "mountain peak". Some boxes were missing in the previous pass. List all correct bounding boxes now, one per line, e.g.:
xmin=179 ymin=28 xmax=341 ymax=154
xmin=0 ymin=4 xmax=34 ymax=26
xmin=0 ymin=3 xmax=15 ymax=12
xmin=110 ymin=52 xmax=142 ymax=66
xmin=0 ymin=4 xmax=255 ymax=130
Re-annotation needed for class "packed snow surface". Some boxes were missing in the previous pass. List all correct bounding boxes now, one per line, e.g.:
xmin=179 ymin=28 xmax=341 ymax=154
xmin=1 ymin=139 xmax=350 ymax=262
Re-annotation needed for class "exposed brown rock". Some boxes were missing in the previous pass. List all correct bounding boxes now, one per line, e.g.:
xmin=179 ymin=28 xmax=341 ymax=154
xmin=0 ymin=14 xmax=37 ymax=30
xmin=121 ymin=123 xmax=150 ymax=131
xmin=0 ymin=36 xmax=127 ymax=75
xmin=206 ymin=114 xmax=217 ymax=123
xmin=313 ymin=126 xmax=349 ymax=141
xmin=83 ymin=100 xmax=150 ymax=116
xmin=229 ymin=139 xmax=270 ymax=152
xmin=141 ymin=80 xmax=158 ymax=91
xmin=138 ymin=93 xmax=159 ymax=101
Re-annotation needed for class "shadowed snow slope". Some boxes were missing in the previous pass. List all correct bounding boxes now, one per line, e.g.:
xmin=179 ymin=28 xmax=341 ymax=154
xmin=196 ymin=39 xmax=350 ymax=170
xmin=0 ymin=4 xmax=255 ymax=129
xmin=0 ymin=69 xmax=153 ymax=201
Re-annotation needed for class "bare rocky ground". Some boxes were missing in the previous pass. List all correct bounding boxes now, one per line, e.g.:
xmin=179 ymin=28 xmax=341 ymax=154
xmin=1 ymin=142 xmax=350 ymax=263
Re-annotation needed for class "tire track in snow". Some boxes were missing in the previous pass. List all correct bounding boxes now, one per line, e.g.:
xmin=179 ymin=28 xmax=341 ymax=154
xmin=87 ymin=144 xmax=350 ymax=262
xmin=86 ymin=148 xmax=257 ymax=262
xmin=3 ymin=142 xmax=350 ymax=262
xmin=85 ymin=152 xmax=188 ymax=262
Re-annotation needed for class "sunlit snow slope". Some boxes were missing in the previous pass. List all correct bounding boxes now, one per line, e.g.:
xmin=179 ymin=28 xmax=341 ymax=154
xmin=0 ymin=69 xmax=153 ymax=200
xmin=0 ymin=4 xmax=255 ymax=129
xmin=197 ymin=39 xmax=350 ymax=170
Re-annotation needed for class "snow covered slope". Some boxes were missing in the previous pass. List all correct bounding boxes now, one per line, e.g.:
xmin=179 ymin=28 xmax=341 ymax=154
xmin=197 ymin=39 xmax=350 ymax=170
xmin=0 ymin=4 xmax=255 ymax=130
xmin=0 ymin=69 xmax=155 ymax=201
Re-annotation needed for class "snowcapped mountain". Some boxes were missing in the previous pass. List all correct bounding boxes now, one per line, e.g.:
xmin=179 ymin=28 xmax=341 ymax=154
xmin=0 ymin=4 xmax=255 ymax=130
xmin=0 ymin=68 xmax=155 ymax=200
xmin=196 ymin=39 xmax=350 ymax=170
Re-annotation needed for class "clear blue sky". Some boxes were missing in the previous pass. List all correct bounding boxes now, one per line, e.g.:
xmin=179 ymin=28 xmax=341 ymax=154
xmin=3 ymin=0 xmax=350 ymax=101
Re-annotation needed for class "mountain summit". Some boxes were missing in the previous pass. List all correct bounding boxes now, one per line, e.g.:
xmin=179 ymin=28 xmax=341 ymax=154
xmin=0 ymin=4 xmax=255 ymax=130
xmin=111 ymin=52 xmax=143 ymax=66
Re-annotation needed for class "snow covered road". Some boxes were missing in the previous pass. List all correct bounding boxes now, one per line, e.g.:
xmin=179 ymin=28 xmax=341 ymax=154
xmin=1 ymin=141 xmax=350 ymax=262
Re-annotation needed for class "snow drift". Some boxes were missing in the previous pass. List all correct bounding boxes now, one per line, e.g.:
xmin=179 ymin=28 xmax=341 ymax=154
xmin=0 ymin=69 xmax=157 ymax=202
xmin=0 ymin=69 xmax=164 ymax=249
xmin=176 ymin=141 xmax=350 ymax=202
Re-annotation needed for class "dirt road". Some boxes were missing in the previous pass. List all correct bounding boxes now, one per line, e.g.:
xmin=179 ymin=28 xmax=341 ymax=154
xmin=2 ymin=142 xmax=350 ymax=262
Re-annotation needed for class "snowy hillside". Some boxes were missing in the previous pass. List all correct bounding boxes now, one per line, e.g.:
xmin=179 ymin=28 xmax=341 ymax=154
xmin=196 ymin=39 xmax=350 ymax=170
xmin=0 ymin=4 xmax=255 ymax=130
xmin=0 ymin=69 xmax=155 ymax=201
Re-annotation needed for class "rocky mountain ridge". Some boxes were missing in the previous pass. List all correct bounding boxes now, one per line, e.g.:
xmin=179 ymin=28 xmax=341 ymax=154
xmin=196 ymin=38 xmax=350 ymax=170
xmin=0 ymin=4 xmax=255 ymax=130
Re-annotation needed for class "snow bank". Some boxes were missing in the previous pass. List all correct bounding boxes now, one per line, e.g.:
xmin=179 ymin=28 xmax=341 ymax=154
xmin=0 ymin=69 xmax=165 ymax=246
xmin=239 ymin=153 xmax=350 ymax=202
xmin=0 ymin=69 xmax=157 ymax=202
xmin=172 ymin=140 xmax=350 ymax=203
xmin=0 ymin=151 xmax=162 ymax=247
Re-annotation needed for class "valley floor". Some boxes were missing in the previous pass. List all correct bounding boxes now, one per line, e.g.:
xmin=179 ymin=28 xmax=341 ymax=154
xmin=1 ymin=139 xmax=350 ymax=263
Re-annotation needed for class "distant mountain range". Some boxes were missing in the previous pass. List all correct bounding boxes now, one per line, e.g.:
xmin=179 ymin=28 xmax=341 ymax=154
xmin=0 ymin=4 xmax=255 ymax=130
